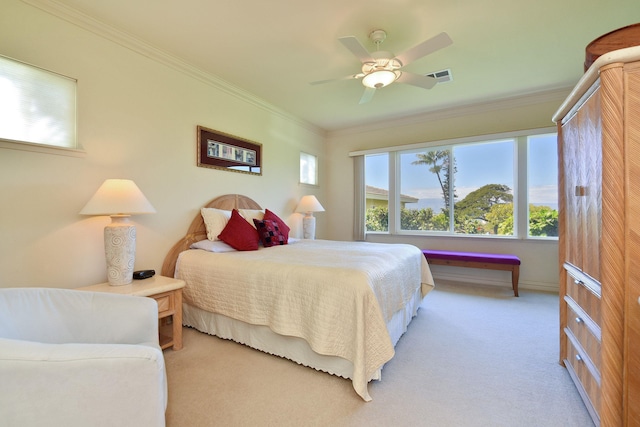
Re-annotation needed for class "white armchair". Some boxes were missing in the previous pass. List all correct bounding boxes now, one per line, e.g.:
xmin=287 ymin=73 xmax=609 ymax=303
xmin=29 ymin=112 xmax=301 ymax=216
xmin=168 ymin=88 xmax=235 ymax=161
xmin=0 ymin=288 xmax=167 ymax=427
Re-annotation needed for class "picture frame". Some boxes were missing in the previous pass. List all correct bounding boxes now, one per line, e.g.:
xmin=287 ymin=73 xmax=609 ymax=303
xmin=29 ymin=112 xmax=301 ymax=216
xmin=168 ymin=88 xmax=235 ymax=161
xmin=197 ymin=125 xmax=262 ymax=175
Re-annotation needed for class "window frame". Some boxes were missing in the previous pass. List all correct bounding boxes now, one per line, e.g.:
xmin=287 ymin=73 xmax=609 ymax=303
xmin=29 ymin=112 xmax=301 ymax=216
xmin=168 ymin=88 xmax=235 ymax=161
xmin=353 ymin=127 xmax=557 ymax=240
xmin=0 ymin=54 xmax=83 ymax=157
xmin=299 ymin=151 xmax=319 ymax=186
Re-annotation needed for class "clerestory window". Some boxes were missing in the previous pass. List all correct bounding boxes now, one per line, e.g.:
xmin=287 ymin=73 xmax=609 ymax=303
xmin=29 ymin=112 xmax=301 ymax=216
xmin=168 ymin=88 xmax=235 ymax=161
xmin=300 ymin=152 xmax=319 ymax=186
xmin=0 ymin=55 xmax=79 ymax=155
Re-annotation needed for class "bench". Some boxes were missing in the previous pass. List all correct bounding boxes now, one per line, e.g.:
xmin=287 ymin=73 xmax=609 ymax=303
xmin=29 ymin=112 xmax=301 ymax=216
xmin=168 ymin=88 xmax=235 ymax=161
xmin=422 ymin=249 xmax=521 ymax=297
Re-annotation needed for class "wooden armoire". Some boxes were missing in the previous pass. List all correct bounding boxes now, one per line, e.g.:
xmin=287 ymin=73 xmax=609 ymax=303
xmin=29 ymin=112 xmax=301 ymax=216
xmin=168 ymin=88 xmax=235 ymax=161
xmin=554 ymin=45 xmax=640 ymax=427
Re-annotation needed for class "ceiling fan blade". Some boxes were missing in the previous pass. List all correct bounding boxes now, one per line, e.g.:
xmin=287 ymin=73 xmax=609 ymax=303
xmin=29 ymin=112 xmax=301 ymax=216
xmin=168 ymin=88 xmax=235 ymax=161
xmin=359 ymin=87 xmax=376 ymax=104
xmin=396 ymin=72 xmax=438 ymax=90
xmin=394 ymin=32 xmax=453 ymax=66
xmin=339 ymin=36 xmax=375 ymax=64
xmin=309 ymin=74 xmax=359 ymax=85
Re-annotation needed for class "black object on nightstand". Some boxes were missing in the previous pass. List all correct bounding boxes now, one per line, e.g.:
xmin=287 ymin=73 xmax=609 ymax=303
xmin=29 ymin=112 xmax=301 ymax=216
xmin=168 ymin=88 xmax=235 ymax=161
xmin=133 ymin=270 xmax=155 ymax=280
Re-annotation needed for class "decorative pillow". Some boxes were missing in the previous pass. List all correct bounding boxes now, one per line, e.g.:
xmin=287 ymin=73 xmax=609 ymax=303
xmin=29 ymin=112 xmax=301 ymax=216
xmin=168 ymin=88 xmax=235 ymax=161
xmin=263 ymin=209 xmax=290 ymax=241
xmin=201 ymin=208 xmax=232 ymax=241
xmin=239 ymin=209 xmax=265 ymax=229
xmin=217 ymin=209 xmax=260 ymax=251
xmin=190 ymin=239 xmax=237 ymax=253
xmin=253 ymin=219 xmax=287 ymax=247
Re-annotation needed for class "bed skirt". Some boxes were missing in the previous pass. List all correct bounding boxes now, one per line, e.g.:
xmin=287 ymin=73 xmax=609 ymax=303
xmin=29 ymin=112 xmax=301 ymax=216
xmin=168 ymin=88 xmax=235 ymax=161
xmin=181 ymin=286 xmax=424 ymax=400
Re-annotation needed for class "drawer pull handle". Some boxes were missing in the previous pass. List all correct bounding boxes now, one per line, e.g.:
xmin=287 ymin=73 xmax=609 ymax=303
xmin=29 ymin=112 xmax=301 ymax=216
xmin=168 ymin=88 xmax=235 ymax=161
xmin=574 ymin=279 xmax=585 ymax=287
xmin=575 ymin=317 xmax=583 ymax=324
xmin=575 ymin=354 xmax=583 ymax=363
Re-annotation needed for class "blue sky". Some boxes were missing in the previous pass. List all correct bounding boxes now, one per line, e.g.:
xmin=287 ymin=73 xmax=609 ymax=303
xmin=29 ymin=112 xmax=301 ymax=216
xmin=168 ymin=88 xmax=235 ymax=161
xmin=366 ymin=133 xmax=558 ymax=208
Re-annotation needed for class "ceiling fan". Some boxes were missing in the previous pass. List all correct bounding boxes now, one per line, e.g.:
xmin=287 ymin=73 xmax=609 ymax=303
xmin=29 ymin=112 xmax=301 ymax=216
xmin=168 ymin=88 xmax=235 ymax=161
xmin=311 ymin=29 xmax=453 ymax=104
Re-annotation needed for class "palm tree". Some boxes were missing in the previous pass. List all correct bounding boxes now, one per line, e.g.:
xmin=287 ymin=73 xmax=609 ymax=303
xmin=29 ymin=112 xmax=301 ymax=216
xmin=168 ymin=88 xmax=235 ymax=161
xmin=412 ymin=150 xmax=456 ymax=208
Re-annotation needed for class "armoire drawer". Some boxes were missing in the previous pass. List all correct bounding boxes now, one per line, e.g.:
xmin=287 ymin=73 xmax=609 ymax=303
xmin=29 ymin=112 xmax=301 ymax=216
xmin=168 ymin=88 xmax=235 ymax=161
xmin=565 ymin=264 xmax=601 ymax=326
xmin=564 ymin=332 xmax=601 ymax=422
xmin=565 ymin=299 xmax=601 ymax=368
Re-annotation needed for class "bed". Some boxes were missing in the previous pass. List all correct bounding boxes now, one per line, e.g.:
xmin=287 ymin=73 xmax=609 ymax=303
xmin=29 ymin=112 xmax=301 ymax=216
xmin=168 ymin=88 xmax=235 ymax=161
xmin=162 ymin=194 xmax=434 ymax=401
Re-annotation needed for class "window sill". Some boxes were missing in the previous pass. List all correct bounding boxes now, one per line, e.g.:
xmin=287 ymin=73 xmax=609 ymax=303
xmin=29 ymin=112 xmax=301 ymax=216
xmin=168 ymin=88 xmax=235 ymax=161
xmin=299 ymin=182 xmax=319 ymax=188
xmin=367 ymin=231 xmax=558 ymax=242
xmin=0 ymin=139 xmax=85 ymax=158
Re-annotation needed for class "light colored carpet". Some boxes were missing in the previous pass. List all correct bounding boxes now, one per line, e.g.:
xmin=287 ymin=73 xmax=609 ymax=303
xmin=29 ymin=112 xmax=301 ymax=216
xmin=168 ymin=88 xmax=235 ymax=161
xmin=163 ymin=281 xmax=593 ymax=426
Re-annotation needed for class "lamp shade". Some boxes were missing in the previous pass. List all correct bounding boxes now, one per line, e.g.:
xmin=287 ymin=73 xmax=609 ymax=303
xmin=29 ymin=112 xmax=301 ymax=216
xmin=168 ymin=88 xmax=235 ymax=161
xmin=80 ymin=179 xmax=156 ymax=216
xmin=295 ymin=195 xmax=325 ymax=214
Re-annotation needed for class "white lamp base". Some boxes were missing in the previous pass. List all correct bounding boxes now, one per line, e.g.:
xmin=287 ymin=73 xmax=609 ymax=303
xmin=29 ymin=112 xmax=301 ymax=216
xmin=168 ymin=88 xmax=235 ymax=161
xmin=302 ymin=214 xmax=316 ymax=240
xmin=104 ymin=216 xmax=136 ymax=286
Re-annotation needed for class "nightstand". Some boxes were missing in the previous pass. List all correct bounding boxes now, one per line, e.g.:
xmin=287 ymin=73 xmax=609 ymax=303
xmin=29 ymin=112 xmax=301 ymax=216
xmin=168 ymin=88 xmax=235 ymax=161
xmin=79 ymin=275 xmax=185 ymax=350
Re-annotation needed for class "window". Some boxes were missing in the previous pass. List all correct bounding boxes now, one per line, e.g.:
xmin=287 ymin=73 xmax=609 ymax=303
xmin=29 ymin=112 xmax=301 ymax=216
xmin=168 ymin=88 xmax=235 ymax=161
xmin=453 ymin=140 xmax=515 ymax=235
xmin=399 ymin=148 xmax=450 ymax=231
xmin=364 ymin=153 xmax=389 ymax=232
xmin=300 ymin=152 xmax=318 ymax=185
xmin=359 ymin=129 xmax=558 ymax=239
xmin=0 ymin=55 xmax=77 ymax=150
xmin=527 ymin=133 xmax=558 ymax=237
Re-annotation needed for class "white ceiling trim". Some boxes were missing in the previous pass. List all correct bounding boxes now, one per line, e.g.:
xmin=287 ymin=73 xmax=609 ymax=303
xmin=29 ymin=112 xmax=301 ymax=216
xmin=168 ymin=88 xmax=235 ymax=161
xmin=348 ymin=126 xmax=557 ymax=157
xmin=21 ymin=0 xmax=326 ymax=137
xmin=328 ymin=86 xmax=571 ymax=138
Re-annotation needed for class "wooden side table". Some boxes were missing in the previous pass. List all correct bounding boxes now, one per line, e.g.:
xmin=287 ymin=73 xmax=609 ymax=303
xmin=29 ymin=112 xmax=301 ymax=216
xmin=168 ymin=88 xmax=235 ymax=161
xmin=78 ymin=275 xmax=185 ymax=350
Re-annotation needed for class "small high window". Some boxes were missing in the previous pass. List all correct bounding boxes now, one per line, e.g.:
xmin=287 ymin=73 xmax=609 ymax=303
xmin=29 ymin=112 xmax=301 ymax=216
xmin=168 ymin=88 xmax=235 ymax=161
xmin=300 ymin=152 xmax=318 ymax=185
xmin=0 ymin=55 xmax=77 ymax=150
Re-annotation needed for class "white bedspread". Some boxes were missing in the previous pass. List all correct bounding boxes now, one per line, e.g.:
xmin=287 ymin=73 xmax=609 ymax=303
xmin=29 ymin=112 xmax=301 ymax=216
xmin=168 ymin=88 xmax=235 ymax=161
xmin=175 ymin=239 xmax=434 ymax=401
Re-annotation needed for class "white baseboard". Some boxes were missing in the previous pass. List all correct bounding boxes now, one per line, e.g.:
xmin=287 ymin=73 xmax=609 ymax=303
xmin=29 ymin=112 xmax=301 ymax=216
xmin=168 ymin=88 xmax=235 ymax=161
xmin=431 ymin=271 xmax=559 ymax=294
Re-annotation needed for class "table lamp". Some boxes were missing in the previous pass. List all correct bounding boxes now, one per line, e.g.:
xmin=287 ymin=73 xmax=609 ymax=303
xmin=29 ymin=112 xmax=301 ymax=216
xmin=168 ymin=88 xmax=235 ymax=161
xmin=295 ymin=195 xmax=325 ymax=239
xmin=80 ymin=179 xmax=156 ymax=285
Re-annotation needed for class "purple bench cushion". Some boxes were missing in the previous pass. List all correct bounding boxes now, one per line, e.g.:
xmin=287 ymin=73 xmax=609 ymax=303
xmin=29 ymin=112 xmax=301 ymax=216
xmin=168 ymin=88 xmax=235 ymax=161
xmin=422 ymin=249 xmax=521 ymax=265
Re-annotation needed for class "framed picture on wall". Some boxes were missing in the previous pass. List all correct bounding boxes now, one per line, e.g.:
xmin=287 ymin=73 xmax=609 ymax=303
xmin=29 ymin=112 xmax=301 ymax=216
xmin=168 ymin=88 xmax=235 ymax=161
xmin=197 ymin=125 xmax=262 ymax=175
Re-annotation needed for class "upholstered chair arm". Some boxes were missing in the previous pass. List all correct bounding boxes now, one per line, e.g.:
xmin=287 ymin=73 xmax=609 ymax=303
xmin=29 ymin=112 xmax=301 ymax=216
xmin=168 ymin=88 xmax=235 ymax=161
xmin=0 ymin=288 xmax=159 ymax=345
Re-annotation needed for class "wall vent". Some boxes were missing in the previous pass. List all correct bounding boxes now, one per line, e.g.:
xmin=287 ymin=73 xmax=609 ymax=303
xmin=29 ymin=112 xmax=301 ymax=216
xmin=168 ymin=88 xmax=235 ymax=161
xmin=425 ymin=69 xmax=452 ymax=83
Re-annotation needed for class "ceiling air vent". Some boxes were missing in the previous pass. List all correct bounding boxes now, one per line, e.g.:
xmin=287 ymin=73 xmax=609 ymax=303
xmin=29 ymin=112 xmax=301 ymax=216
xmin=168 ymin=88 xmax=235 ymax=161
xmin=425 ymin=69 xmax=452 ymax=83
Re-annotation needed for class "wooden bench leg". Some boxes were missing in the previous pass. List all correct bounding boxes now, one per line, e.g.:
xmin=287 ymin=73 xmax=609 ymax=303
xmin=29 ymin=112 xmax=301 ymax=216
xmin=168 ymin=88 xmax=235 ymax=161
xmin=512 ymin=265 xmax=520 ymax=297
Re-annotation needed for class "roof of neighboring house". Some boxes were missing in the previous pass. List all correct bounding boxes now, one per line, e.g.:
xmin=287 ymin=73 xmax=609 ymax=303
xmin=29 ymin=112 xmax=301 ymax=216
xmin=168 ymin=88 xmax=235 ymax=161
xmin=366 ymin=185 xmax=419 ymax=203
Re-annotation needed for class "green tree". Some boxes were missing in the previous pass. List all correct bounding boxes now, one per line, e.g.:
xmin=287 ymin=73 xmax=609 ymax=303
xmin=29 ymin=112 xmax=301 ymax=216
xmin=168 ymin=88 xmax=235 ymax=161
xmin=455 ymin=184 xmax=513 ymax=221
xmin=432 ymin=213 xmax=449 ymax=231
xmin=401 ymin=207 xmax=436 ymax=230
xmin=365 ymin=186 xmax=558 ymax=237
xmin=529 ymin=205 xmax=558 ymax=237
xmin=365 ymin=205 xmax=388 ymax=232
xmin=486 ymin=202 xmax=514 ymax=235
xmin=454 ymin=184 xmax=513 ymax=234
xmin=455 ymin=217 xmax=486 ymax=234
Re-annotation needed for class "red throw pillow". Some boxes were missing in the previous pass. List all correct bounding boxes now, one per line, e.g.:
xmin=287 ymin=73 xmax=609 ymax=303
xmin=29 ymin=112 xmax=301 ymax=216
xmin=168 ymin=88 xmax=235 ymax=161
xmin=253 ymin=219 xmax=287 ymax=247
xmin=217 ymin=209 xmax=259 ymax=251
xmin=263 ymin=209 xmax=290 ymax=241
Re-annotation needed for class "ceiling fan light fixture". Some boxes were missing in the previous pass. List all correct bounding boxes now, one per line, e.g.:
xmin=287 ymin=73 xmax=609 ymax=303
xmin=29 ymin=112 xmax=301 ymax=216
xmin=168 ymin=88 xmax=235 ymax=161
xmin=362 ymin=70 xmax=399 ymax=89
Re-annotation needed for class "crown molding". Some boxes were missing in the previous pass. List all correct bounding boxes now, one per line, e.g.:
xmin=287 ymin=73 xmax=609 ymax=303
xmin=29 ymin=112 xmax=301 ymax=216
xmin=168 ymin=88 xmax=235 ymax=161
xmin=21 ymin=0 xmax=325 ymax=137
xmin=327 ymin=86 xmax=572 ymax=138
xmin=19 ymin=0 xmax=575 ymax=141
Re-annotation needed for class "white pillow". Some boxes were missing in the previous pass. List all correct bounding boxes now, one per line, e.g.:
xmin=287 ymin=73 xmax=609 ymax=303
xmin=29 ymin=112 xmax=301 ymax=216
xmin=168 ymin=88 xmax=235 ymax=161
xmin=238 ymin=209 xmax=265 ymax=228
xmin=201 ymin=208 xmax=232 ymax=241
xmin=190 ymin=239 xmax=237 ymax=253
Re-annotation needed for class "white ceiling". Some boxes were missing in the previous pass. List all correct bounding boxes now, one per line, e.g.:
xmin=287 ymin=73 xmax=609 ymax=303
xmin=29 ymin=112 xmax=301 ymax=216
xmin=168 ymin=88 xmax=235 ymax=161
xmin=34 ymin=0 xmax=639 ymax=132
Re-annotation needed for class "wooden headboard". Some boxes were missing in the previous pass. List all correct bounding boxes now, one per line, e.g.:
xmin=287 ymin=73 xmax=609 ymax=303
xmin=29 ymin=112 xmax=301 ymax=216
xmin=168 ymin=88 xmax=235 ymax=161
xmin=161 ymin=194 xmax=261 ymax=277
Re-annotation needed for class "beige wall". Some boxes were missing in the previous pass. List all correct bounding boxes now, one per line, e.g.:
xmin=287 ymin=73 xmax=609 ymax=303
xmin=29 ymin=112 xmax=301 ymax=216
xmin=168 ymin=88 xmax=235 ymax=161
xmin=325 ymin=95 xmax=568 ymax=292
xmin=1 ymin=0 xmax=568 ymax=292
xmin=0 ymin=0 xmax=326 ymax=288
